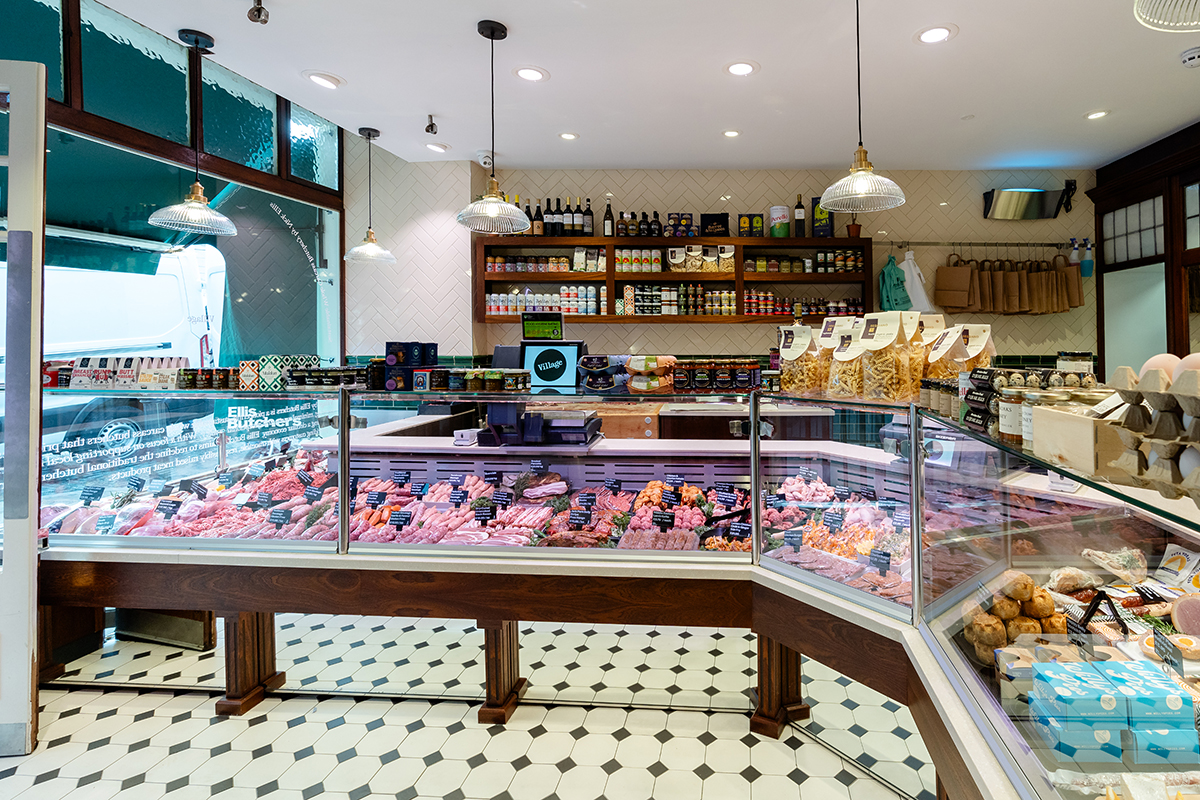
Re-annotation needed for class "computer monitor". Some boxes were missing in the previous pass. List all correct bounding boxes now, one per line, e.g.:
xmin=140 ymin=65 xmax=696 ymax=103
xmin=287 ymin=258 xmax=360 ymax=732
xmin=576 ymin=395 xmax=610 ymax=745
xmin=521 ymin=340 xmax=585 ymax=391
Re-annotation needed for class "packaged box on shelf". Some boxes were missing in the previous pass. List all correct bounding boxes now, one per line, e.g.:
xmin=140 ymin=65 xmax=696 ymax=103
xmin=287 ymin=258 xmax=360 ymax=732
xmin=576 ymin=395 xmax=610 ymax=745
xmin=113 ymin=357 xmax=141 ymax=388
xmin=1092 ymin=659 xmax=1197 ymax=728
xmin=384 ymin=366 xmax=413 ymax=391
xmin=258 ymin=355 xmax=286 ymax=391
xmin=1028 ymin=698 xmax=1124 ymax=764
xmin=811 ymin=198 xmax=834 ymax=237
xmin=1031 ymin=662 xmax=1126 ymax=729
xmin=1032 ymin=405 xmax=1130 ymax=481
xmin=239 ymin=360 xmax=260 ymax=392
xmin=738 ymin=214 xmax=764 ymax=237
xmin=413 ymin=369 xmax=432 ymax=391
xmin=423 ymin=342 xmax=439 ymax=366
xmin=700 ymin=213 xmax=729 ymax=236
xmin=1120 ymin=728 xmax=1200 ymax=767
xmin=386 ymin=341 xmax=423 ymax=366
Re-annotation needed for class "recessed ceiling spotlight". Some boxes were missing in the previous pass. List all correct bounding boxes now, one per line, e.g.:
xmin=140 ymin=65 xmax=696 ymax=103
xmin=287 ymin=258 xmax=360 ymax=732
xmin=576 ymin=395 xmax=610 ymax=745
xmin=1086 ymin=109 xmax=1110 ymax=119
xmin=514 ymin=66 xmax=549 ymax=82
xmin=303 ymin=70 xmax=344 ymax=89
xmin=559 ymin=132 xmax=579 ymax=140
xmin=426 ymin=143 xmax=450 ymax=153
xmin=914 ymin=24 xmax=958 ymax=44
xmin=961 ymin=114 xmax=975 ymax=120
xmin=723 ymin=130 xmax=740 ymax=137
xmin=726 ymin=61 xmax=759 ymax=76
xmin=939 ymin=202 xmax=948 ymax=206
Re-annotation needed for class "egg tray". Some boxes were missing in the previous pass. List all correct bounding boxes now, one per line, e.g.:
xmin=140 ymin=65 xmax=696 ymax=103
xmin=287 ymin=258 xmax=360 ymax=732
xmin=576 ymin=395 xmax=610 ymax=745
xmin=1105 ymin=367 xmax=1200 ymax=502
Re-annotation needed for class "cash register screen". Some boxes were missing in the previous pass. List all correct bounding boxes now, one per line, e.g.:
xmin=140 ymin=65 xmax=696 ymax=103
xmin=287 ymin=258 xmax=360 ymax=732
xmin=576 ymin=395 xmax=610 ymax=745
xmin=521 ymin=341 xmax=582 ymax=390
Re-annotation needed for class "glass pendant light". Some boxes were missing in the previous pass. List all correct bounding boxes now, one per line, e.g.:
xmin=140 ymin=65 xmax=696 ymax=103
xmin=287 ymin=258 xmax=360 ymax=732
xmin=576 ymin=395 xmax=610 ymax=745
xmin=345 ymin=128 xmax=398 ymax=266
xmin=1134 ymin=0 xmax=1200 ymax=32
xmin=148 ymin=30 xmax=237 ymax=237
xmin=820 ymin=0 xmax=906 ymax=214
xmin=456 ymin=20 xmax=531 ymax=235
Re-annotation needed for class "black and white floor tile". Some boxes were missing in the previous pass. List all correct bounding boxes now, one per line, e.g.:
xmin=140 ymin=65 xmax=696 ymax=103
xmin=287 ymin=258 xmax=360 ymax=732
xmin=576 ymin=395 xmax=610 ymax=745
xmin=1 ymin=688 xmax=910 ymax=800
xmin=51 ymin=614 xmax=933 ymax=800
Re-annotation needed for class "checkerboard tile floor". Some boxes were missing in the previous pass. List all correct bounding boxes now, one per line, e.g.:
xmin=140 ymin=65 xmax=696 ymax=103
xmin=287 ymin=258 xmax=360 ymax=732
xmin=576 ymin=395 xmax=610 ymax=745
xmin=50 ymin=614 xmax=934 ymax=800
xmin=1 ymin=689 xmax=911 ymax=800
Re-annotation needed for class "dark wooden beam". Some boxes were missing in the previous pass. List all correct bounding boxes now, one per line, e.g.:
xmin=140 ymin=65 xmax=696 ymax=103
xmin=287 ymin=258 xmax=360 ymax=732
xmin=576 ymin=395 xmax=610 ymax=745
xmin=1093 ymin=119 xmax=1200 ymax=200
xmin=478 ymin=619 xmax=526 ymax=724
xmin=61 ymin=0 xmax=83 ymax=110
xmin=750 ymin=634 xmax=810 ymax=739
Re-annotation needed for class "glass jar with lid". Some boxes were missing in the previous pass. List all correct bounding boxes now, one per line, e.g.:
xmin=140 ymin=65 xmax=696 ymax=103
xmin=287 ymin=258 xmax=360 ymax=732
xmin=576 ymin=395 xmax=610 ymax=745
xmin=1021 ymin=390 xmax=1070 ymax=451
xmin=998 ymin=388 xmax=1026 ymax=447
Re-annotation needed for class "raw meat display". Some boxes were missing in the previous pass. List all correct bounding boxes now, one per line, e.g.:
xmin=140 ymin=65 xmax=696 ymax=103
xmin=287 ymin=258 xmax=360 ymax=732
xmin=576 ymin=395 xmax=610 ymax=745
xmin=618 ymin=527 xmax=700 ymax=551
xmin=776 ymin=475 xmax=836 ymax=504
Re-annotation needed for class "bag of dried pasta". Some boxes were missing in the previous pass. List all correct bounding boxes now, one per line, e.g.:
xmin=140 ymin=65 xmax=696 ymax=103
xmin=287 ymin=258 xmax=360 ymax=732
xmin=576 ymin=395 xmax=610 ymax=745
xmin=955 ymin=324 xmax=996 ymax=372
xmin=900 ymin=311 xmax=924 ymax=400
xmin=814 ymin=317 xmax=853 ymax=398
xmin=827 ymin=330 xmax=866 ymax=400
xmin=925 ymin=324 xmax=968 ymax=381
xmin=860 ymin=311 xmax=912 ymax=402
xmin=778 ymin=324 xmax=821 ymax=395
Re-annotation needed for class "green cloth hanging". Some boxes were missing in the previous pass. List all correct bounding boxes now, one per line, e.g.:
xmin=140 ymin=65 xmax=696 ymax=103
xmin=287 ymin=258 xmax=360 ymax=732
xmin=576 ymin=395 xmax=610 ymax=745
xmin=879 ymin=254 xmax=912 ymax=311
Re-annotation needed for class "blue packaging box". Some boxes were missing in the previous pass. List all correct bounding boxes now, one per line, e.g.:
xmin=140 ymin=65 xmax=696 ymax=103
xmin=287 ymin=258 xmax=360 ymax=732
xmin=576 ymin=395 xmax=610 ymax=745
xmin=422 ymin=343 xmax=438 ymax=366
xmin=1120 ymin=728 xmax=1200 ymax=767
xmin=385 ymin=342 xmax=423 ymax=367
xmin=1028 ymin=698 xmax=1123 ymax=763
xmin=1093 ymin=660 xmax=1197 ymax=728
xmin=1031 ymin=662 xmax=1126 ymax=728
xmin=383 ymin=367 xmax=413 ymax=391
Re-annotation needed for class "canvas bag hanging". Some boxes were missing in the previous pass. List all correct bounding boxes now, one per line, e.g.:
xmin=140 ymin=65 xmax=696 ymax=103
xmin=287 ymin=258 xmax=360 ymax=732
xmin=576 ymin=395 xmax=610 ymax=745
xmin=935 ymin=253 xmax=972 ymax=312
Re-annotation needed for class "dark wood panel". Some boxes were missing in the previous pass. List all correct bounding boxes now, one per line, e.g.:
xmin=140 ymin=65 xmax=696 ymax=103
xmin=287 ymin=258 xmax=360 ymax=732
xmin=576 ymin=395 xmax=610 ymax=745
xmin=907 ymin=662 xmax=986 ymax=800
xmin=1094 ymin=119 xmax=1200 ymax=199
xmin=40 ymin=562 xmax=753 ymax=629
xmin=750 ymin=583 xmax=908 ymax=704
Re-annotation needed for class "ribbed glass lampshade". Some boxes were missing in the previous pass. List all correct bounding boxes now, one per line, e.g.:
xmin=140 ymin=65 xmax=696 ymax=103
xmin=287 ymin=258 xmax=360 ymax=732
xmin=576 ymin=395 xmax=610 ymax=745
xmin=820 ymin=147 xmax=906 ymax=213
xmin=1135 ymin=0 xmax=1200 ymax=31
xmin=345 ymin=229 xmax=397 ymax=266
xmin=148 ymin=182 xmax=238 ymax=236
xmin=457 ymin=178 xmax=531 ymax=234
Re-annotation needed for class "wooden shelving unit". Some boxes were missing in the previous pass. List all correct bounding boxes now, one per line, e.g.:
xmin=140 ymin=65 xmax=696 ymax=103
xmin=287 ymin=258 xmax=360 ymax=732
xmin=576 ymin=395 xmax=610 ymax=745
xmin=473 ymin=235 xmax=873 ymax=322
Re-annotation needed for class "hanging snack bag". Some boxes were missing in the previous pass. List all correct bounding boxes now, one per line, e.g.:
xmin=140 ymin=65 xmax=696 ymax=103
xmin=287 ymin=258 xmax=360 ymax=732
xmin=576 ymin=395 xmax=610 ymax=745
xmin=815 ymin=317 xmax=854 ymax=398
xmin=956 ymin=324 xmax=996 ymax=372
xmin=779 ymin=324 xmax=821 ymax=396
xmin=925 ymin=324 xmax=968 ymax=381
xmin=860 ymin=311 xmax=911 ymax=403
xmin=827 ymin=326 xmax=866 ymax=400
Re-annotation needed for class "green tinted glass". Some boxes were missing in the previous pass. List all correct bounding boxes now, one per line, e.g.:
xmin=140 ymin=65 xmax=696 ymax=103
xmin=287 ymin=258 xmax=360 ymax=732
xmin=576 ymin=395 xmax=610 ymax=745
xmin=80 ymin=0 xmax=190 ymax=144
xmin=0 ymin=0 xmax=65 ymax=102
xmin=202 ymin=60 xmax=276 ymax=173
xmin=289 ymin=104 xmax=339 ymax=189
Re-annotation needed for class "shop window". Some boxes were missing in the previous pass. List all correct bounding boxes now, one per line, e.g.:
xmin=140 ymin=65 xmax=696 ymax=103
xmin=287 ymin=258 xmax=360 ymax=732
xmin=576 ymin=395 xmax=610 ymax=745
xmin=80 ymin=0 xmax=190 ymax=145
xmin=1187 ymin=182 xmax=1199 ymax=251
xmin=1101 ymin=196 xmax=1164 ymax=265
xmin=289 ymin=104 xmax=339 ymax=189
xmin=0 ymin=0 xmax=65 ymax=102
xmin=202 ymin=60 xmax=277 ymax=173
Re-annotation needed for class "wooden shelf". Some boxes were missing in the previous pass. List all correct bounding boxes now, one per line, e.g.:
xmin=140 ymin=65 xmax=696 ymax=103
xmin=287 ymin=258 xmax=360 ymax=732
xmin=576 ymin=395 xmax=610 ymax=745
xmin=483 ymin=272 xmax=606 ymax=282
xmin=484 ymin=314 xmax=833 ymax=325
xmin=743 ymin=272 xmax=868 ymax=283
xmin=478 ymin=235 xmax=869 ymax=248
xmin=614 ymin=272 xmax=736 ymax=282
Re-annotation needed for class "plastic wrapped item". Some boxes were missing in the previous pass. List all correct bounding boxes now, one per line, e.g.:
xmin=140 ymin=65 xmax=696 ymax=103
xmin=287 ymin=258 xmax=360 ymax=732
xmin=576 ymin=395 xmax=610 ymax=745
xmin=626 ymin=355 xmax=677 ymax=376
xmin=1043 ymin=566 xmax=1105 ymax=594
xmin=955 ymin=324 xmax=996 ymax=372
xmin=827 ymin=329 xmax=866 ymax=400
xmin=778 ymin=324 xmax=823 ymax=396
xmin=901 ymin=311 xmax=925 ymax=400
xmin=860 ymin=311 xmax=912 ymax=403
xmin=925 ymin=324 xmax=967 ymax=381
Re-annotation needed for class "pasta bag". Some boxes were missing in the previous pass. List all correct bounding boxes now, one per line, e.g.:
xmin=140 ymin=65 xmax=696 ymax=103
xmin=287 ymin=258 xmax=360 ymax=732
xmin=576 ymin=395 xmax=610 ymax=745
xmin=901 ymin=311 xmax=924 ymax=400
xmin=925 ymin=324 xmax=968 ymax=381
xmin=827 ymin=328 xmax=866 ymax=400
xmin=860 ymin=311 xmax=911 ymax=403
xmin=956 ymin=324 xmax=996 ymax=372
xmin=815 ymin=317 xmax=855 ymax=398
xmin=779 ymin=324 xmax=821 ymax=396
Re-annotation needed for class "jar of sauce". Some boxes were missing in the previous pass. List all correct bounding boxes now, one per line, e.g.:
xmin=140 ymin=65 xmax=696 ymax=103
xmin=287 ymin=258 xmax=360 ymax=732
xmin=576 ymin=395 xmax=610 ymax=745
xmin=692 ymin=361 xmax=714 ymax=393
xmin=484 ymin=370 xmax=504 ymax=392
xmin=503 ymin=371 xmax=519 ymax=392
xmin=713 ymin=361 xmax=735 ymax=392
xmin=430 ymin=369 xmax=450 ymax=391
xmin=1022 ymin=390 xmax=1069 ymax=451
xmin=673 ymin=360 xmax=692 ymax=393
xmin=998 ymin=388 xmax=1026 ymax=447
xmin=733 ymin=362 xmax=754 ymax=391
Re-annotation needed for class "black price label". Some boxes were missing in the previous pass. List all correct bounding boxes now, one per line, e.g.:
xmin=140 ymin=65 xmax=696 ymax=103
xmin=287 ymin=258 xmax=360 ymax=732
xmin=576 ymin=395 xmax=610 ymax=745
xmin=715 ymin=481 xmax=736 ymax=493
xmin=79 ymin=486 xmax=104 ymax=506
xmin=156 ymin=499 xmax=182 ymax=520
xmin=450 ymin=488 xmax=468 ymax=506
xmin=823 ymin=511 xmax=844 ymax=532
xmin=332 ymin=502 xmax=339 ymax=515
xmin=783 ymin=530 xmax=804 ymax=549
xmin=568 ymin=509 xmax=592 ymax=527
xmin=303 ymin=486 xmax=324 ymax=503
xmin=664 ymin=474 xmax=685 ymax=489
xmin=716 ymin=490 xmax=739 ymax=507
xmin=389 ymin=510 xmax=412 ymax=527
xmin=149 ymin=479 xmax=169 ymax=496
xmin=604 ymin=478 xmax=622 ymax=493
xmin=1156 ymin=630 xmax=1185 ymax=678
xmin=859 ymin=488 xmax=877 ymax=501
xmin=297 ymin=471 xmax=314 ymax=486
xmin=531 ymin=459 xmax=548 ymax=475
xmin=729 ymin=521 xmax=752 ymax=539
xmin=475 ymin=506 xmax=497 ymax=522
xmin=492 ymin=490 xmax=512 ymax=508
xmin=392 ymin=470 xmax=411 ymax=484
xmin=190 ymin=481 xmax=209 ymax=500
xmin=662 ymin=490 xmax=681 ymax=508
xmin=892 ymin=507 xmax=912 ymax=530
xmin=257 ymin=492 xmax=274 ymax=507
xmin=652 ymin=510 xmax=675 ymax=530
xmin=448 ymin=473 xmax=466 ymax=487
xmin=484 ymin=470 xmax=501 ymax=485
xmin=412 ymin=483 xmax=428 ymax=499
xmin=366 ymin=491 xmax=386 ymax=508
xmin=127 ymin=476 xmax=147 ymax=492
xmin=869 ymin=548 xmax=892 ymax=576
xmin=877 ymin=497 xmax=898 ymax=513
xmin=770 ymin=493 xmax=788 ymax=509
xmin=834 ymin=486 xmax=851 ymax=500
xmin=216 ymin=472 xmax=233 ymax=486
xmin=798 ymin=467 xmax=818 ymax=481
xmin=248 ymin=463 xmax=265 ymax=479
xmin=577 ymin=493 xmax=596 ymax=509
xmin=1066 ymin=617 xmax=1095 ymax=656
xmin=94 ymin=514 xmax=116 ymax=533
xmin=270 ymin=508 xmax=293 ymax=529
xmin=48 ymin=518 xmax=63 ymax=534
xmin=264 ymin=459 xmax=277 ymax=473
xmin=349 ymin=476 xmax=360 ymax=495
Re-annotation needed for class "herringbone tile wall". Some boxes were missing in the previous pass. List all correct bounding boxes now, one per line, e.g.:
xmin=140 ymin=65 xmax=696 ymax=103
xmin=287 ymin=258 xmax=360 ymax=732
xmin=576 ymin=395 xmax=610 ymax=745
xmin=344 ymin=135 xmax=474 ymax=355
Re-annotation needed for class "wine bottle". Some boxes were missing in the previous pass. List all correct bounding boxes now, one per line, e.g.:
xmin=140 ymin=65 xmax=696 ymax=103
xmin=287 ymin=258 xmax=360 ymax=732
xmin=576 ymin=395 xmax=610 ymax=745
xmin=523 ymin=198 xmax=532 ymax=235
xmin=603 ymin=202 xmax=615 ymax=237
xmin=573 ymin=197 xmax=584 ymax=235
xmin=533 ymin=201 xmax=544 ymax=236
xmin=583 ymin=199 xmax=594 ymax=236
xmin=650 ymin=211 xmax=662 ymax=237
xmin=554 ymin=198 xmax=564 ymax=236
xmin=545 ymin=198 xmax=555 ymax=236
xmin=616 ymin=212 xmax=627 ymax=237
xmin=638 ymin=212 xmax=650 ymax=237
xmin=794 ymin=194 xmax=806 ymax=238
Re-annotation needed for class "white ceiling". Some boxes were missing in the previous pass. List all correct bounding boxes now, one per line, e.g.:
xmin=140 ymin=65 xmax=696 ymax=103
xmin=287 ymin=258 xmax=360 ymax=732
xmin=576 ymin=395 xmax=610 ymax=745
xmin=101 ymin=0 xmax=1200 ymax=171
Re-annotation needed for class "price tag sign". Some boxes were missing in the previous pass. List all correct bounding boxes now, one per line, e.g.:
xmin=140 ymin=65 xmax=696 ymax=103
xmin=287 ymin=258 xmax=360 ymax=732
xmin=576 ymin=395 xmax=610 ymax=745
xmin=662 ymin=489 xmax=681 ymax=508
xmin=247 ymin=463 xmax=265 ymax=479
xmin=156 ymin=499 xmax=182 ymax=520
xmin=834 ymin=486 xmax=851 ymax=500
xmin=257 ymin=492 xmax=274 ymax=507
xmin=798 ymin=467 xmax=818 ymax=481
xmin=770 ymin=494 xmax=788 ymax=509
xmin=412 ymin=483 xmax=428 ymax=500
xmin=531 ymin=459 xmax=548 ymax=475
xmin=303 ymin=486 xmax=324 ymax=503
xmin=869 ymin=548 xmax=892 ymax=576
xmin=1066 ymin=617 xmax=1095 ymax=656
xmin=269 ymin=509 xmax=293 ymax=529
xmin=149 ymin=479 xmax=169 ymax=497
xmin=652 ymin=510 xmax=674 ymax=531
xmin=392 ymin=470 xmax=411 ymax=484
xmin=715 ymin=481 xmax=736 ymax=493
xmin=577 ymin=493 xmax=596 ymax=509
xmin=450 ymin=488 xmax=468 ymax=507
xmin=349 ymin=476 xmax=360 ymax=496
xmin=94 ymin=514 xmax=116 ymax=533
xmin=604 ymin=478 xmax=622 ymax=493
xmin=475 ymin=506 xmax=497 ymax=522
xmin=297 ymin=471 xmax=314 ymax=486
xmin=389 ymin=510 xmax=412 ymax=527
xmin=79 ymin=486 xmax=105 ymax=506
xmin=568 ymin=509 xmax=592 ymax=527
xmin=892 ymin=507 xmax=912 ymax=530
xmin=448 ymin=473 xmax=466 ymax=487
xmin=859 ymin=488 xmax=877 ymax=501
xmin=190 ymin=481 xmax=209 ymax=500
xmin=783 ymin=530 xmax=804 ymax=549
xmin=729 ymin=521 xmax=752 ymax=539
xmin=48 ymin=518 xmax=63 ymax=534
xmin=492 ymin=490 xmax=513 ymax=508
xmin=366 ymin=491 xmax=386 ymax=508
xmin=332 ymin=502 xmax=339 ymax=516
xmin=877 ymin=498 xmax=898 ymax=514
xmin=484 ymin=470 xmax=502 ymax=485
xmin=127 ymin=476 xmax=147 ymax=492
xmin=664 ymin=474 xmax=685 ymax=489
xmin=823 ymin=511 xmax=844 ymax=532
xmin=1156 ymin=630 xmax=1184 ymax=678
xmin=716 ymin=490 xmax=739 ymax=507
xmin=234 ymin=493 xmax=251 ymax=507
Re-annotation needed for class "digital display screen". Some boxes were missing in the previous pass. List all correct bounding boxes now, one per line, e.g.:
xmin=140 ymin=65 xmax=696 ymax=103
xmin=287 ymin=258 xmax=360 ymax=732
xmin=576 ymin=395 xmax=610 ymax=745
xmin=522 ymin=312 xmax=564 ymax=341
xmin=522 ymin=342 xmax=581 ymax=390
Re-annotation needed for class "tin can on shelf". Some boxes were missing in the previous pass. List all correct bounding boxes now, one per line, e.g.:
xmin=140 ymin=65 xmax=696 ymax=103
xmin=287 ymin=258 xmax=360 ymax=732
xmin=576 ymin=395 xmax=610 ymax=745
xmin=673 ymin=361 xmax=692 ymax=393
xmin=179 ymin=369 xmax=198 ymax=389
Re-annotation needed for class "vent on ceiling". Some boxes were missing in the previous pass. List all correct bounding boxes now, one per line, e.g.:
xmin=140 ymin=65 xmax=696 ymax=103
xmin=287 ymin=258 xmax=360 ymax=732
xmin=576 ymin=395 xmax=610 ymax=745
xmin=1183 ymin=46 xmax=1200 ymax=68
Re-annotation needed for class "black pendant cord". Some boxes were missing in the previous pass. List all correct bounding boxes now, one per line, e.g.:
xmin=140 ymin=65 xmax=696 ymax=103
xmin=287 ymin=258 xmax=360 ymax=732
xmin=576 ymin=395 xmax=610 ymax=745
xmin=490 ymin=37 xmax=496 ymax=179
xmin=367 ymin=136 xmax=373 ymax=229
xmin=856 ymin=0 xmax=863 ymax=148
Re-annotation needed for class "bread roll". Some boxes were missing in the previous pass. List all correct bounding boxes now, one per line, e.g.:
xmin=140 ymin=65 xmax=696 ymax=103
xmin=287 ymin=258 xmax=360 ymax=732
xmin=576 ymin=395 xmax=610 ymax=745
xmin=974 ymin=641 xmax=998 ymax=666
xmin=964 ymin=620 xmax=978 ymax=644
xmin=1040 ymin=613 xmax=1068 ymax=635
xmin=991 ymin=594 xmax=1021 ymax=620
xmin=1001 ymin=570 xmax=1034 ymax=601
xmin=1022 ymin=587 xmax=1055 ymax=619
xmin=1006 ymin=616 xmax=1042 ymax=640
xmin=973 ymin=613 xmax=1007 ymax=647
